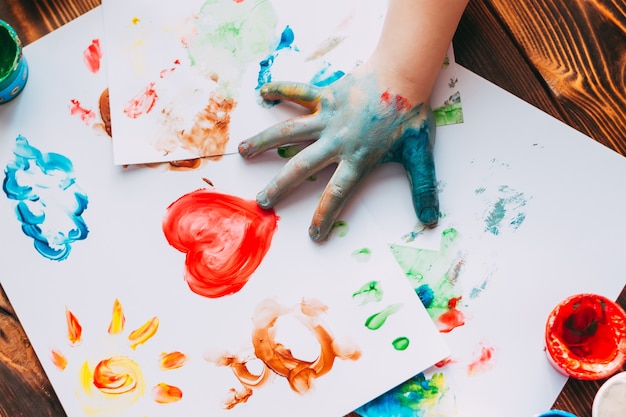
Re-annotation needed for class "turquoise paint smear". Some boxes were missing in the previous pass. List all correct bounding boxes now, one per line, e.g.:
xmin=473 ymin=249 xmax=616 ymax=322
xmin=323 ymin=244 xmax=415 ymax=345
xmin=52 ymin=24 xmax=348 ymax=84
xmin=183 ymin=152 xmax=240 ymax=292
xmin=310 ymin=63 xmax=345 ymax=86
xmin=256 ymin=25 xmax=296 ymax=90
xmin=356 ymin=372 xmax=451 ymax=417
xmin=389 ymin=228 xmax=466 ymax=332
xmin=2 ymin=135 xmax=89 ymax=261
xmin=478 ymin=185 xmax=529 ymax=236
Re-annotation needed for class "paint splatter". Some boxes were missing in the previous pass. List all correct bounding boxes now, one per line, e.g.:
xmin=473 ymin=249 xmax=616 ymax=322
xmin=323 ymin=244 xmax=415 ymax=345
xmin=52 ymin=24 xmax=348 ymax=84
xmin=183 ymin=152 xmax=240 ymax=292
xmin=83 ymin=39 xmax=102 ymax=73
xmin=69 ymin=99 xmax=96 ymax=125
xmin=356 ymin=372 xmax=453 ymax=417
xmin=331 ymin=220 xmax=349 ymax=237
xmin=477 ymin=185 xmax=529 ymax=235
xmin=162 ymin=189 xmax=278 ymax=298
xmin=53 ymin=300 xmax=186 ymax=416
xmin=351 ymin=247 xmax=372 ymax=263
xmin=467 ymin=343 xmax=495 ymax=375
xmin=390 ymin=228 xmax=467 ymax=333
xmin=380 ymin=90 xmax=412 ymax=111
xmin=124 ymin=82 xmax=158 ymax=118
xmin=207 ymin=298 xmax=360 ymax=408
xmin=352 ymin=280 xmax=383 ymax=305
xmin=2 ymin=136 xmax=89 ymax=261
xmin=392 ymin=337 xmax=410 ymax=351
xmin=159 ymin=59 xmax=181 ymax=78
xmin=365 ymin=304 xmax=403 ymax=330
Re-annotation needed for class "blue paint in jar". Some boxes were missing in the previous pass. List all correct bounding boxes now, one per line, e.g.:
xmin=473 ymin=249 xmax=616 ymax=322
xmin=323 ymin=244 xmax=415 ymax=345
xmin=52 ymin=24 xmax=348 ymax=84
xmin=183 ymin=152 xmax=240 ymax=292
xmin=0 ymin=20 xmax=28 ymax=104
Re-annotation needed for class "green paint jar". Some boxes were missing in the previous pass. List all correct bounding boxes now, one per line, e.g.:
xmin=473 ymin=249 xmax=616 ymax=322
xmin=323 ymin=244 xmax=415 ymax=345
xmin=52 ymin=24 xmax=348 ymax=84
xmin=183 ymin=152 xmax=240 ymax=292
xmin=0 ymin=20 xmax=28 ymax=104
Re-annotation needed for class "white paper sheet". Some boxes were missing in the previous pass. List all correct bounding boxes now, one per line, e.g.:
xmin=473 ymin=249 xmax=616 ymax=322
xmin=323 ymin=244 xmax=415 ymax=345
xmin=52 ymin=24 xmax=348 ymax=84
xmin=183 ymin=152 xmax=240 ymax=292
xmin=0 ymin=8 xmax=448 ymax=417
xmin=101 ymin=0 xmax=462 ymax=165
xmin=353 ymin=65 xmax=626 ymax=416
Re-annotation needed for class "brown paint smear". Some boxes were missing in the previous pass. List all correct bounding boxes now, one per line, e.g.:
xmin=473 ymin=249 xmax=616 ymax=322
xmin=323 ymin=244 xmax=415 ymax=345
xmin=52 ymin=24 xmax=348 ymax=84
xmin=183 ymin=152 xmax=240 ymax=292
xmin=213 ymin=298 xmax=361 ymax=409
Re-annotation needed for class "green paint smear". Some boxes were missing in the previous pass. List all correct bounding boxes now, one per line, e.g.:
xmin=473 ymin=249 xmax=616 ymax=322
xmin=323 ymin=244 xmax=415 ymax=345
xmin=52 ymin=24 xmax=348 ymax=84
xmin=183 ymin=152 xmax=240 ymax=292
xmin=352 ymin=280 xmax=383 ymax=305
xmin=187 ymin=0 xmax=277 ymax=96
xmin=331 ymin=220 xmax=349 ymax=237
xmin=433 ymin=101 xmax=463 ymax=126
xmin=392 ymin=336 xmax=410 ymax=351
xmin=365 ymin=303 xmax=403 ymax=330
xmin=0 ymin=24 xmax=18 ymax=81
xmin=351 ymin=247 xmax=372 ymax=263
xmin=356 ymin=372 xmax=448 ymax=416
xmin=389 ymin=228 xmax=463 ymax=321
xmin=277 ymin=144 xmax=304 ymax=158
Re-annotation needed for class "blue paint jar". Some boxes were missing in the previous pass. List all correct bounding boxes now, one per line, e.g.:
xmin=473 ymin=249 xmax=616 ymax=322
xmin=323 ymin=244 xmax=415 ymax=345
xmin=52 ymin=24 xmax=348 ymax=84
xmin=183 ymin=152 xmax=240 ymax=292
xmin=0 ymin=20 xmax=28 ymax=104
xmin=535 ymin=411 xmax=578 ymax=417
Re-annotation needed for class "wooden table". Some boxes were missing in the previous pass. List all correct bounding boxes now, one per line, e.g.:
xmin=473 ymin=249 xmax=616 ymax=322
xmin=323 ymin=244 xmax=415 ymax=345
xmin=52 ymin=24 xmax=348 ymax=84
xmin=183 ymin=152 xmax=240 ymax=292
xmin=0 ymin=1 xmax=625 ymax=416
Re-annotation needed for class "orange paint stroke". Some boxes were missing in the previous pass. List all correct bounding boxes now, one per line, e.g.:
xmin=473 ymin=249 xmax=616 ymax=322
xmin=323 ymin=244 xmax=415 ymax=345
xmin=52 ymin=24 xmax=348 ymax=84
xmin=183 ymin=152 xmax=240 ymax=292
xmin=128 ymin=316 xmax=159 ymax=349
xmin=51 ymin=349 xmax=68 ymax=371
xmin=160 ymin=351 xmax=187 ymax=370
xmin=93 ymin=357 xmax=143 ymax=394
xmin=66 ymin=307 xmax=82 ymax=345
xmin=108 ymin=299 xmax=125 ymax=335
xmin=252 ymin=298 xmax=361 ymax=394
xmin=152 ymin=382 xmax=183 ymax=403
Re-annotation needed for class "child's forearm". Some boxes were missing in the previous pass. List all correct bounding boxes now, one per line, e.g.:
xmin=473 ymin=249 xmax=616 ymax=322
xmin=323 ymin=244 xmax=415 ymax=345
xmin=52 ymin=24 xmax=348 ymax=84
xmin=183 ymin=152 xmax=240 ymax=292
xmin=367 ymin=0 xmax=469 ymax=104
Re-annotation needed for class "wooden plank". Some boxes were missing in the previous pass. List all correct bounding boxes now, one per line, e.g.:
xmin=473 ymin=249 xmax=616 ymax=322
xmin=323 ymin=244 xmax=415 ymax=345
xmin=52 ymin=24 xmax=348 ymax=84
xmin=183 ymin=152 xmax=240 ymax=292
xmin=453 ymin=0 xmax=567 ymax=124
xmin=487 ymin=0 xmax=626 ymax=155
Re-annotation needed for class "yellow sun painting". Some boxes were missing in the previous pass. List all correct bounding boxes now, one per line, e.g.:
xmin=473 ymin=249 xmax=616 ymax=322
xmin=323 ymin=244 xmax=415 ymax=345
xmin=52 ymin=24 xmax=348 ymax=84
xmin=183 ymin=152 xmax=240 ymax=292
xmin=51 ymin=299 xmax=186 ymax=416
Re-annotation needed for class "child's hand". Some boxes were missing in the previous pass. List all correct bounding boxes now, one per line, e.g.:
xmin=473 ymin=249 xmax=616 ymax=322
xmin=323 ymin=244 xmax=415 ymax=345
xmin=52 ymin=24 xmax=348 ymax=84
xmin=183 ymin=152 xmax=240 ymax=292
xmin=238 ymin=70 xmax=439 ymax=241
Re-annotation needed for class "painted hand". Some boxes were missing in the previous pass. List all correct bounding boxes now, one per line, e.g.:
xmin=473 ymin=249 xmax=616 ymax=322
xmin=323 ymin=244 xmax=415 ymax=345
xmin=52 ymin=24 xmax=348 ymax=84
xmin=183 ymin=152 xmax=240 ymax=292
xmin=238 ymin=71 xmax=439 ymax=241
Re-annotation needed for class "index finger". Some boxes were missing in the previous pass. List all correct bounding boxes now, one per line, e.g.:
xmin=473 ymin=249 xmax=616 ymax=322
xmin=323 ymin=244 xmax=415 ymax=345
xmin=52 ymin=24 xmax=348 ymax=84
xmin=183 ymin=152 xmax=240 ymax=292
xmin=259 ymin=82 xmax=322 ymax=110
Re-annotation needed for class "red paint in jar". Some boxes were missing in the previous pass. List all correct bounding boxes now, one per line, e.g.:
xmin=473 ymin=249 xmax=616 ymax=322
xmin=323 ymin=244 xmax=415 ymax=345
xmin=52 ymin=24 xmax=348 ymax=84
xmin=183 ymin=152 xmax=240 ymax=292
xmin=545 ymin=293 xmax=626 ymax=380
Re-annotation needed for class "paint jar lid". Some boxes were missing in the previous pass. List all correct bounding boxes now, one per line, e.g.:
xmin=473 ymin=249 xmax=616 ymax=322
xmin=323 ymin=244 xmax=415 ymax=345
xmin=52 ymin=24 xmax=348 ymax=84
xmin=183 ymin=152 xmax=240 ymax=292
xmin=592 ymin=371 xmax=626 ymax=417
xmin=535 ymin=410 xmax=578 ymax=417
xmin=545 ymin=293 xmax=626 ymax=380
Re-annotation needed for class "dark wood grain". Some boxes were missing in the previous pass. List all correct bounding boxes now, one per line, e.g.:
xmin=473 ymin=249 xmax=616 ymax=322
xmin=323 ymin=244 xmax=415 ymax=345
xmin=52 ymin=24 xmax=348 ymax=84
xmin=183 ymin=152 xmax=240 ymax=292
xmin=0 ymin=0 xmax=625 ymax=416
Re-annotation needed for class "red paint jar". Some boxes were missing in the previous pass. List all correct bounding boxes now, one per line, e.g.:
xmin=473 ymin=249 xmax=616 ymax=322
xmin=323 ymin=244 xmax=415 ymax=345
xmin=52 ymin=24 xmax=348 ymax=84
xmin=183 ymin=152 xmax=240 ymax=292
xmin=545 ymin=293 xmax=626 ymax=380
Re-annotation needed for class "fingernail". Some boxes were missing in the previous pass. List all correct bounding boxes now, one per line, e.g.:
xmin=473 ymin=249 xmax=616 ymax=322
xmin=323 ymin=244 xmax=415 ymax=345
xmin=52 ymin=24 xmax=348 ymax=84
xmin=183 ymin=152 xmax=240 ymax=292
xmin=257 ymin=191 xmax=270 ymax=208
xmin=309 ymin=224 xmax=324 ymax=242
xmin=419 ymin=207 xmax=439 ymax=226
xmin=238 ymin=142 xmax=250 ymax=157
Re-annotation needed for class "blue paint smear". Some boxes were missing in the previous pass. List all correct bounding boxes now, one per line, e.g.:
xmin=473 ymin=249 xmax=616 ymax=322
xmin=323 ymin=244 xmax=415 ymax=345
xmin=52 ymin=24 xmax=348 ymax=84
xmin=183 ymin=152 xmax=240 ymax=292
xmin=416 ymin=284 xmax=435 ymax=308
xmin=2 ymin=135 xmax=89 ymax=261
xmin=310 ymin=64 xmax=345 ymax=87
xmin=256 ymin=25 xmax=296 ymax=90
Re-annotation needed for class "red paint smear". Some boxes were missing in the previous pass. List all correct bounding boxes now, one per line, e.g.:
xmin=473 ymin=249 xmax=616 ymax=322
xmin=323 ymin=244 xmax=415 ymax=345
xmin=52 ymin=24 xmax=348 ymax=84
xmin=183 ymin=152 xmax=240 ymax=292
xmin=124 ymin=82 xmax=158 ymax=118
xmin=232 ymin=0 xmax=245 ymax=3
xmin=380 ymin=90 xmax=412 ymax=111
xmin=69 ymin=99 xmax=96 ymax=125
xmin=83 ymin=39 xmax=102 ymax=73
xmin=545 ymin=293 xmax=626 ymax=379
xmin=160 ymin=59 xmax=181 ymax=78
xmin=438 ymin=296 xmax=466 ymax=333
xmin=434 ymin=357 xmax=455 ymax=368
xmin=467 ymin=344 xmax=495 ymax=375
xmin=162 ymin=189 xmax=279 ymax=298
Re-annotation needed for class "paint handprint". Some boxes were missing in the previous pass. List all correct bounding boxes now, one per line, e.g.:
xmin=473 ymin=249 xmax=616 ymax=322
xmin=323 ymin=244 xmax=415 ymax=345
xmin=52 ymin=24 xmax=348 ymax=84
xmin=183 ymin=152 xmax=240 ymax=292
xmin=239 ymin=68 xmax=439 ymax=241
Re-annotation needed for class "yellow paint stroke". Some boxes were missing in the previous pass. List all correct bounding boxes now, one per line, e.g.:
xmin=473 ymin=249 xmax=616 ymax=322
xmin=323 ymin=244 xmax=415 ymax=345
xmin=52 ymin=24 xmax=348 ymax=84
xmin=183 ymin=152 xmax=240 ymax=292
xmin=108 ymin=299 xmax=125 ymax=335
xmin=128 ymin=316 xmax=159 ymax=349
